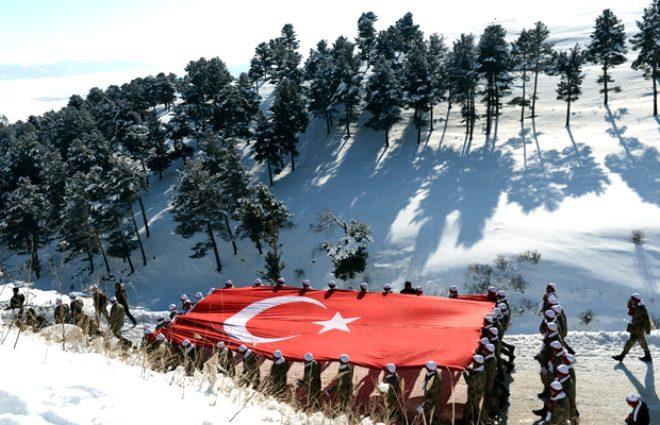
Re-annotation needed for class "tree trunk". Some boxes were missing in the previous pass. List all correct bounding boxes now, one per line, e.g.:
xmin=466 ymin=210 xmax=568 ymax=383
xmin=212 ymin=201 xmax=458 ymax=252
xmin=653 ymin=64 xmax=658 ymax=116
xmin=206 ymin=221 xmax=222 ymax=273
xmin=531 ymin=64 xmax=540 ymax=118
xmin=266 ymin=158 xmax=274 ymax=187
xmin=129 ymin=206 xmax=147 ymax=267
xmin=603 ymin=66 xmax=609 ymax=105
xmin=97 ymin=236 xmax=111 ymax=275
xmin=126 ymin=255 xmax=135 ymax=274
xmin=86 ymin=251 xmax=95 ymax=274
xmin=417 ymin=109 xmax=422 ymax=144
xmin=566 ymin=99 xmax=571 ymax=127
xmin=224 ymin=215 xmax=238 ymax=255
xmin=429 ymin=105 xmax=434 ymax=132
xmin=30 ymin=236 xmax=41 ymax=279
xmin=345 ymin=103 xmax=351 ymax=138
xmin=325 ymin=112 xmax=331 ymax=135
xmin=290 ymin=149 xmax=295 ymax=172
xmin=138 ymin=197 xmax=150 ymax=238
xmin=384 ymin=128 xmax=389 ymax=149
xmin=521 ymin=68 xmax=527 ymax=122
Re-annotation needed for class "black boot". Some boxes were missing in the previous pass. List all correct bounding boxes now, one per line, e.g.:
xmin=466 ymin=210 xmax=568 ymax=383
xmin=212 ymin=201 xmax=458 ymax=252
xmin=612 ymin=353 xmax=625 ymax=362
xmin=532 ymin=407 xmax=547 ymax=417
xmin=639 ymin=351 xmax=652 ymax=362
xmin=537 ymin=390 xmax=548 ymax=399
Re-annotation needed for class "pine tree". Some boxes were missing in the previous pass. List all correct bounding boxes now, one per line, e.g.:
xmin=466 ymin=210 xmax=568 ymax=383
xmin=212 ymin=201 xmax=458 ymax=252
xmin=427 ymin=33 xmax=449 ymax=132
xmin=171 ymin=159 xmax=231 ymax=273
xmin=364 ymin=57 xmax=403 ymax=148
xmin=145 ymin=115 xmax=172 ymax=180
xmin=587 ymin=9 xmax=628 ymax=105
xmin=248 ymin=42 xmax=272 ymax=93
xmin=478 ymin=24 xmax=512 ymax=139
xmin=403 ymin=40 xmax=433 ymax=143
xmin=211 ymin=74 xmax=259 ymax=141
xmin=357 ymin=11 xmax=378 ymax=67
xmin=548 ymin=44 xmax=587 ymax=126
xmin=165 ymin=106 xmax=192 ymax=165
xmin=630 ymin=0 xmax=660 ymax=116
xmin=306 ymin=41 xmax=337 ymax=134
xmin=510 ymin=29 xmax=535 ymax=121
xmin=394 ymin=12 xmax=423 ymax=55
xmin=331 ymin=36 xmax=362 ymax=138
xmin=271 ymin=78 xmax=308 ymax=171
xmin=252 ymin=111 xmax=283 ymax=186
xmin=529 ymin=22 xmax=554 ymax=117
xmin=269 ymin=24 xmax=302 ymax=84
xmin=448 ymin=34 xmax=479 ymax=142
xmin=0 ymin=177 xmax=49 ymax=278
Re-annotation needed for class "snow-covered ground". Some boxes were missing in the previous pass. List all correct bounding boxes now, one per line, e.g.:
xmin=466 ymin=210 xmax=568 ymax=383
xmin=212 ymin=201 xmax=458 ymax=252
xmin=1 ymin=1 xmax=658 ymax=337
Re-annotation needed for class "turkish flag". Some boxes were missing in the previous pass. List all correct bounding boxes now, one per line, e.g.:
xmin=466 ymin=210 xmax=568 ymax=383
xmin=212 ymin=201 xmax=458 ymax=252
xmin=164 ymin=287 xmax=494 ymax=370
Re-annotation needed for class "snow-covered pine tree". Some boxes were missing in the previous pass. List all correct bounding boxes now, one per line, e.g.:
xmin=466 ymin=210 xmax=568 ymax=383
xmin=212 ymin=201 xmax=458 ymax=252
xmin=356 ymin=11 xmax=378 ymax=67
xmin=547 ymin=44 xmax=587 ymax=126
xmin=448 ymin=34 xmax=479 ymax=143
xmin=403 ymin=40 xmax=433 ymax=143
xmin=374 ymin=27 xmax=398 ymax=62
xmin=153 ymin=72 xmax=177 ymax=111
xmin=248 ymin=42 xmax=272 ymax=93
xmin=364 ymin=57 xmax=403 ymax=148
xmin=211 ymin=74 xmax=259 ymax=141
xmin=145 ymin=114 xmax=172 ymax=181
xmin=331 ymin=36 xmax=362 ymax=139
xmin=630 ymin=0 xmax=660 ymax=116
xmin=165 ymin=106 xmax=193 ymax=165
xmin=252 ymin=111 xmax=283 ymax=187
xmin=427 ymin=33 xmax=448 ymax=132
xmin=171 ymin=158 xmax=230 ymax=273
xmin=393 ymin=12 xmax=423 ymax=55
xmin=0 ymin=177 xmax=50 ymax=278
xmin=478 ymin=24 xmax=512 ymax=139
xmin=587 ymin=9 xmax=628 ymax=105
xmin=510 ymin=29 xmax=534 ymax=122
xmin=315 ymin=209 xmax=373 ymax=282
xmin=529 ymin=22 xmax=554 ymax=118
xmin=268 ymin=24 xmax=303 ymax=84
xmin=271 ymin=77 xmax=308 ymax=171
xmin=306 ymin=41 xmax=337 ymax=134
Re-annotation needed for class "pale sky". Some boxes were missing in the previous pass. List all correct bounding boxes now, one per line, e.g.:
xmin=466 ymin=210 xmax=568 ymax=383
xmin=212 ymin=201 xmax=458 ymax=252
xmin=0 ymin=0 xmax=644 ymax=75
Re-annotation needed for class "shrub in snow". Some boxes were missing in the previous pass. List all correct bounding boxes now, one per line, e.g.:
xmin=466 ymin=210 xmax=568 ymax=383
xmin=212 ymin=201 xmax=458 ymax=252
xmin=580 ymin=310 xmax=594 ymax=325
xmin=631 ymin=230 xmax=646 ymax=245
xmin=518 ymin=249 xmax=542 ymax=264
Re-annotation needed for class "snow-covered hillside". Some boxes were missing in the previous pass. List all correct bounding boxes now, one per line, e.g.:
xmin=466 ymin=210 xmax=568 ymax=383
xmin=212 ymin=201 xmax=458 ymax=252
xmin=1 ymin=1 xmax=658 ymax=335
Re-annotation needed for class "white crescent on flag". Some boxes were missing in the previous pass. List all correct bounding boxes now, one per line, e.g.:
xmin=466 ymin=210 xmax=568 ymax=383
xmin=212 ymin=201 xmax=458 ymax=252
xmin=223 ymin=296 xmax=327 ymax=345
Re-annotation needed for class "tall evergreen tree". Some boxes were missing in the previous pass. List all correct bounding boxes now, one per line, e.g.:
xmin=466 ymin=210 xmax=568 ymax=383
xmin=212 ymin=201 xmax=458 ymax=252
xmin=478 ymin=24 xmax=512 ymax=138
xmin=271 ymin=78 xmax=308 ymax=171
xmin=364 ymin=57 xmax=403 ymax=148
xmin=529 ymin=22 xmax=554 ymax=117
xmin=548 ymin=44 xmax=587 ymax=126
xmin=211 ymin=74 xmax=259 ymax=141
xmin=331 ymin=36 xmax=362 ymax=139
xmin=448 ymin=34 xmax=479 ymax=142
xmin=510 ymin=29 xmax=535 ymax=121
xmin=356 ymin=11 xmax=378 ymax=67
xmin=587 ymin=9 xmax=628 ymax=105
xmin=269 ymin=24 xmax=303 ymax=84
xmin=427 ymin=33 xmax=449 ymax=132
xmin=248 ymin=42 xmax=272 ymax=93
xmin=306 ymin=41 xmax=337 ymax=134
xmin=394 ymin=12 xmax=423 ymax=54
xmin=252 ymin=111 xmax=283 ymax=186
xmin=145 ymin=115 xmax=172 ymax=180
xmin=630 ymin=0 xmax=660 ymax=116
xmin=403 ymin=40 xmax=433 ymax=143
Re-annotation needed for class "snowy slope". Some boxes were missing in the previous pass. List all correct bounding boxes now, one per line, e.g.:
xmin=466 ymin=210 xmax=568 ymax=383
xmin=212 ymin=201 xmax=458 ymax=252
xmin=1 ymin=1 xmax=658 ymax=335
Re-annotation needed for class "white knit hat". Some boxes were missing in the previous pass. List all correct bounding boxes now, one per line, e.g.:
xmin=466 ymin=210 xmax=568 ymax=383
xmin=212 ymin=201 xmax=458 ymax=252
xmin=548 ymin=296 xmax=559 ymax=306
xmin=156 ymin=333 xmax=166 ymax=341
xmin=480 ymin=337 xmax=489 ymax=346
xmin=489 ymin=327 xmax=499 ymax=336
xmin=386 ymin=363 xmax=396 ymax=373
xmin=425 ymin=360 xmax=437 ymax=371
xmin=253 ymin=278 xmax=263 ymax=286
xmin=416 ymin=286 xmax=424 ymax=293
xmin=565 ymin=354 xmax=576 ymax=365
xmin=156 ymin=315 xmax=164 ymax=322
xmin=304 ymin=352 xmax=314 ymax=362
xmin=55 ymin=297 xmax=63 ymax=305
xmin=544 ymin=310 xmax=556 ymax=319
xmin=169 ymin=303 xmax=177 ymax=311
xmin=238 ymin=344 xmax=247 ymax=353
xmin=550 ymin=380 xmax=563 ymax=391
xmin=626 ymin=393 xmax=640 ymax=403
xmin=486 ymin=343 xmax=495 ymax=353
xmin=144 ymin=326 xmax=153 ymax=335
xmin=339 ymin=354 xmax=350 ymax=364
xmin=303 ymin=279 xmax=311 ymax=288
xmin=180 ymin=294 xmax=188 ymax=301
xmin=225 ymin=279 xmax=234 ymax=287
xmin=276 ymin=278 xmax=285 ymax=285
xmin=547 ymin=282 xmax=557 ymax=292
xmin=208 ymin=287 xmax=216 ymax=294
xmin=328 ymin=280 xmax=336 ymax=288
xmin=473 ymin=354 xmax=484 ymax=364
xmin=273 ymin=349 xmax=283 ymax=359
xmin=496 ymin=290 xmax=506 ymax=298
xmin=110 ymin=296 xmax=117 ymax=303
xmin=449 ymin=285 xmax=458 ymax=292
xmin=492 ymin=307 xmax=502 ymax=317
xmin=383 ymin=283 xmax=392 ymax=292
xmin=216 ymin=341 xmax=225 ymax=349
xmin=556 ymin=364 xmax=570 ymax=376
xmin=497 ymin=303 xmax=508 ymax=311
xmin=195 ymin=292 xmax=203 ymax=300
xmin=631 ymin=293 xmax=641 ymax=301
xmin=487 ymin=286 xmax=497 ymax=294
xmin=360 ymin=282 xmax=368 ymax=290
xmin=552 ymin=305 xmax=562 ymax=314
xmin=550 ymin=341 xmax=563 ymax=350
xmin=182 ymin=339 xmax=191 ymax=347
xmin=547 ymin=322 xmax=558 ymax=332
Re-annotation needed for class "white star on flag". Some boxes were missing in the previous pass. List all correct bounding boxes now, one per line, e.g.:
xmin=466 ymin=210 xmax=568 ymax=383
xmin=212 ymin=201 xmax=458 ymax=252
xmin=313 ymin=312 xmax=361 ymax=334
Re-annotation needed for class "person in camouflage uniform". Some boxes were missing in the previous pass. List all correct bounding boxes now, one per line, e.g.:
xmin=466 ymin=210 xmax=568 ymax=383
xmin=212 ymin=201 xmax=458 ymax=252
xmin=544 ymin=380 xmax=570 ymax=424
xmin=53 ymin=298 xmax=70 ymax=324
xmin=483 ymin=343 xmax=499 ymax=417
xmin=215 ymin=341 xmax=235 ymax=377
xmin=5 ymin=286 xmax=25 ymax=316
xmin=268 ymin=349 xmax=290 ymax=399
xmin=463 ymin=354 xmax=489 ymax=424
xmin=625 ymin=393 xmax=651 ymax=425
xmin=115 ymin=281 xmax=137 ymax=326
xmin=238 ymin=344 xmax=260 ymax=389
xmin=90 ymin=285 xmax=110 ymax=323
xmin=613 ymin=294 xmax=653 ymax=362
xmin=421 ymin=360 xmax=442 ymax=425
xmin=334 ymin=354 xmax=354 ymax=410
xmin=109 ymin=296 xmax=131 ymax=347
xmin=180 ymin=338 xmax=199 ymax=376
xmin=300 ymin=352 xmax=322 ymax=409
xmin=381 ymin=363 xmax=404 ymax=423
xmin=555 ymin=364 xmax=578 ymax=424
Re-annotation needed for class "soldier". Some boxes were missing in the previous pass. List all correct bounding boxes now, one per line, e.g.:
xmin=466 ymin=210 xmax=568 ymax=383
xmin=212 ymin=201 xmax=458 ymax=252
xmin=53 ymin=297 xmax=70 ymax=324
xmin=109 ymin=296 xmax=131 ymax=347
xmin=463 ymin=354 xmax=488 ymax=425
xmin=168 ymin=303 xmax=178 ymax=319
xmin=613 ymin=294 xmax=652 ymax=362
xmin=69 ymin=295 xmax=84 ymax=325
xmin=359 ymin=282 xmax=368 ymax=294
xmin=4 ymin=286 xmax=25 ymax=315
xmin=381 ymin=363 xmax=403 ymax=422
xmin=224 ymin=279 xmax=234 ymax=289
xmin=486 ymin=286 xmax=498 ymax=302
xmin=181 ymin=338 xmax=198 ymax=376
xmin=483 ymin=343 xmax=499 ymax=417
xmin=115 ymin=281 xmax=137 ymax=327
xmin=275 ymin=278 xmax=285 ymax=288
xmin=448 ymin=285 xmax=458 ymax=298
xmin=537 ymin=322 xmax=562 ymax=368
xmin=421 ymin=360 xmax=442 ymax=425
xmin=400 ymin=281 xmax=416 ymax=295
xmin=539 ymin=283 xmax=558 ymax=313
xmin=327 ymin=280 xmax=337 ymax=290
xmin=496 ymin=290 xmax=510 ymax=311
xmin=31 ymin=307 xmax=49 ymax=331
xmin=193 ymin=291 xmax=204 ymax=305
xmin=238 ymin=344 xmax=260 ymax=389
xmin=90 ymin=285 xmax=110 ymax=323
xmin=253 ymin=278 xmax=263 ymax=287
xmin=625 ymin=393 xmax=650 ymax=425
xmin=544 ymin=380 xmax=570 ymax=424
xmin=268 ymin=349 xmax=289 ymax=399
xmin=556 ymin=364 xmax=578 ymax=424
xmin=300 ymin=352 xmax=322 ymax=409
xmin=179 ymin=294 xmax=189 ymax=309
xmin=207 ymin=287 xmax=216 ymax=295
xmin=334 ymin=354 xmax=354 ymax=410
xmin=216 ymin=341 xmax=235 ymax=377
xmin=154 ymin=315 xmax=166 ymax=330
xmin=302 ymin=279 xmax=312 ymax=290
xmin=142 ymin=326 xmax=158 ymax=353
xmin=182 ymin=299 xmax=193 ymax=314
xmin=538 ymin=341 xmax=565 ymax=399
xmin=382 ymin=283 xmax=393 ymax=294
xmin=416 ymin=286 xmax=424 ymax=296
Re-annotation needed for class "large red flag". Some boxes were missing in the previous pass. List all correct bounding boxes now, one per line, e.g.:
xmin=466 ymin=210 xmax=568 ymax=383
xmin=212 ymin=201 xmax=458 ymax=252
xmin=164 ymin=287 xmax=494 ymax=370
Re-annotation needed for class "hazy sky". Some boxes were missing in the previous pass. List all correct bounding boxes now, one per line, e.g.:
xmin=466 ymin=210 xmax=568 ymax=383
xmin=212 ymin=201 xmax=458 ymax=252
xmin=0 ymin=0 xmax=645 ymax=74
